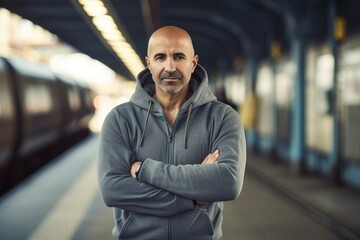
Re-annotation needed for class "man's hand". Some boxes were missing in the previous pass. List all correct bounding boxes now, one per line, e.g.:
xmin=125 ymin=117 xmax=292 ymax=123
xmin=201 ymin=149 xmax=219 ymax=164
xmin=196 ymin=150 xmax=220 ymax=205
xmin=130 ymin=161 xmax=142 ymax=178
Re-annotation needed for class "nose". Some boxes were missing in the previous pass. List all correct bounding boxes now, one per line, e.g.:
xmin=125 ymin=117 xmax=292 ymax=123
xmin=164 ymin=58 xmax=176 ymax=72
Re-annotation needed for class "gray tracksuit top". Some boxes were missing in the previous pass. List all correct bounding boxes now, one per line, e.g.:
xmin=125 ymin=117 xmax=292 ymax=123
xmin=98 ymin=65 xmax=246 ymax=240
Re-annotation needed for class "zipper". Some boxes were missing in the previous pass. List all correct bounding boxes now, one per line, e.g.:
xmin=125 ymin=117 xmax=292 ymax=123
xmin=169 ymin=217 xmax=173 ymax=240
xmin=164 ymin=109 xmax=180 ymax=240
xmin=166 ymin=129 xmax=174 ymax=240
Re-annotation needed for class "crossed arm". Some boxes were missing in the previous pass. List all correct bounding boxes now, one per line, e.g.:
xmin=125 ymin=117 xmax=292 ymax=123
xmin=99 ymin=107 xmax=245 ymax=217
xmin=130 ymin=150 xmax=220 ymax=204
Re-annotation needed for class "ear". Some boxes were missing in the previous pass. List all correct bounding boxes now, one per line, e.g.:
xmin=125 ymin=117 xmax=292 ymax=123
xmin=145 ymin=56 xmax=150 ymax=67
xmin=191 ymin=55 xmax=199 ymax=72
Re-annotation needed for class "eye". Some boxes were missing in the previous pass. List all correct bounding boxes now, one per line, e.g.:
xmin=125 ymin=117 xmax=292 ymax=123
xmin=154 ymin=54 xmax=165 ymax=61
xmin=174 ymin=55 xmax=185 ymax=60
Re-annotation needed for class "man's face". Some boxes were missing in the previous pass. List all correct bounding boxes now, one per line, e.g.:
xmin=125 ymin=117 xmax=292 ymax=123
xmin=146 ymin=36 xmax=198 ymax=95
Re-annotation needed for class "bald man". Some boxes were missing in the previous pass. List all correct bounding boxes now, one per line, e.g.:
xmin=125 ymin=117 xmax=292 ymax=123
xmin=98 ymin=26 xmax=246 ymax=240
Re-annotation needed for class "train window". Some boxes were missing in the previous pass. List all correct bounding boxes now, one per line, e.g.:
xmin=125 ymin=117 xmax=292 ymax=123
xmin=24 ymin=84 xmax=53 ymax=114
xmin=67 ymin=87 xmax=81 ymax=111
xmin=339 ymin=45 xmax=360 ymax=162
xmin=84 ymin=89 xmax=94 ymax=109
xmin=0 ymin=70 xmax=14 ymax=119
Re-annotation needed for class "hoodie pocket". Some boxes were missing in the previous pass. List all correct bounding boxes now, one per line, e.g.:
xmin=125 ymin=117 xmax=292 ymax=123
xmin=117 ymin=214 xmax=133 ymax=238
xmin=173 ymin=208 xmax=215 ymax=239
xmin=118 ymin=213 xmax=166 ymax=240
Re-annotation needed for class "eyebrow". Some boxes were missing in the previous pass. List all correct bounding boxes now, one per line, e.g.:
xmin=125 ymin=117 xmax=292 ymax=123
xmin=152 ymin=52 xmax=186 ymax=59
xmin=153 ymin=53 xmax=165 ymax=59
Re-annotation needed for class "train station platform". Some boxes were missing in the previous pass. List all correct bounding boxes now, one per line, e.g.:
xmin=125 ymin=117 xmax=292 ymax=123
xmin=0 ymin=133 xmax=359 ymax=240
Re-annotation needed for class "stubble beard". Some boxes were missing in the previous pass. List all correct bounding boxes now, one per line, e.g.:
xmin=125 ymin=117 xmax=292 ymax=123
xmin=159 ymin=83 xmax=182 ymax=94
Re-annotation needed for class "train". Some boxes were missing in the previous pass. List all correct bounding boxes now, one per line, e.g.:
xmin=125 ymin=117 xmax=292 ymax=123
xmin=0 ymin=56 xmax=95 ymax=195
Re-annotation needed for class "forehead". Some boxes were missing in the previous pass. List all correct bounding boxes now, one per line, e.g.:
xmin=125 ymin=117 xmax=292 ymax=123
xmin=147 ymin=36 xmax=194 ymax=56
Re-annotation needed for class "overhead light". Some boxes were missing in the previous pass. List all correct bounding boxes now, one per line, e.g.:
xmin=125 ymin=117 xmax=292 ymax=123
xmin=77 ymin=0 xmax=145 ymax=79
xmin=102 ymin=30 xmax=125 ymax=42
xmin=92 ymin=15 xmax=116 ymax=30
xmin=83 ymin=2 xmax=107 ymax=17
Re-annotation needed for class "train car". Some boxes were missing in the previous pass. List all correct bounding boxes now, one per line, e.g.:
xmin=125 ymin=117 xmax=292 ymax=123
xmin=55 ymin=74 xmax=93 ymax=146
xmin=0 ymin=58 xmax=17 ymax=174
xmin=76 ymin=80 xmax=96 ymax=133
xmin=6 ymin=58 xmax=63 ymax=165
xmin=0 ymin=56 xmax=95 ymax=194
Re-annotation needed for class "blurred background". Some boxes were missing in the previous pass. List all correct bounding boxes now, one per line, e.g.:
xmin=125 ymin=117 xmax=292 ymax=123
xmin=0 ymin=7 xmax=135 ymax=133
xmin=0 ymin=1 xmax=360 ymax=240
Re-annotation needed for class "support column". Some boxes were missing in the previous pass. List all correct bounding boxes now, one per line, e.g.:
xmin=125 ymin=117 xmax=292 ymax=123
xmin=244 ymin=55 xmax=258 ymax=150
xmin=289 ymin=36 xmax=306 ymax=173
xmin=328 ymin=0 xmax=342 ymax=184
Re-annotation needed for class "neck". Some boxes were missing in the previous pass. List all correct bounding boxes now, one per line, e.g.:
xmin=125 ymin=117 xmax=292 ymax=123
xmin=153 ymin=87 xmax=191 ymax=126
xmin=153 ymin=88 xmax=190 ymax=112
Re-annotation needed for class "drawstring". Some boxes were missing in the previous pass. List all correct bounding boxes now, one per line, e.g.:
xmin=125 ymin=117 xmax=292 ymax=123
xmin=139 ymin=101 xmax=153 ymax=147
xmin=184 ymin=104 xmax=193 ymax=149
xmin=139 ymin=101 xmax=192 ymax=149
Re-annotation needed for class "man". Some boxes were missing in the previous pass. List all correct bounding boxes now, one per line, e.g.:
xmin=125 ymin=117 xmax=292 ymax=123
xmin=98 ymin=25 xmax=246 ymax=240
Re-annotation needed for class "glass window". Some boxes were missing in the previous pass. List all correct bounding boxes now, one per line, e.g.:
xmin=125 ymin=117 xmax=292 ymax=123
xmin=24 ymin=84 xmax=53 ymax=114
xmin=339 ymin=45 xmax=360 ymax=161
xmin=306 ymin=47 xmax=334 ymax=153
xmin=275 ymin=59 xmax=295 ymax=143
xmin=256 ymin=64 xmax=274 ymax=135
xmin=0 ymin=67 xmax=14 ymax=119
xmin=67 ymin=87 xmax=81 ymax=111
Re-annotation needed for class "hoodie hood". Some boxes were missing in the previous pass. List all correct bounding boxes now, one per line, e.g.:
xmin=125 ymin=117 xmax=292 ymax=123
xmin=130 ymin=64 xmax=217 ymax=148
xmin=130 ymin=64 xmax=217 ymax=112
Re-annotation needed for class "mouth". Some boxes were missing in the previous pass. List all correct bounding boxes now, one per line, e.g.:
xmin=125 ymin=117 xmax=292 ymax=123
xmin=162 ymin=78 xmax=179 ymax=82
xmin=160 ymin=71 xmax=182 ymax=81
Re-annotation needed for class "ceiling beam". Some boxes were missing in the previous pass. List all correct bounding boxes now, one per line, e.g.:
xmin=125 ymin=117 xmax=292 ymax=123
xmin=140 ymin=0 xmax=159 ymax=37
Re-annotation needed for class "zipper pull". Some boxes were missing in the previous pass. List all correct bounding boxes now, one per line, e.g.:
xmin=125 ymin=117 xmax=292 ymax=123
xmin=169 ymin=135 xmax=172 ymax=143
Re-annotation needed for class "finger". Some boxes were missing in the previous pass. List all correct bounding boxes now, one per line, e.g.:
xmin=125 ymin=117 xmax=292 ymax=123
xmin=202 ymin=153 xmax=212 ymax=164
xmin=202 ymin=150 xmax=220 ymax=164
xmin=202 ymin=151 xmax=216 ymax=163
xmin=207 ymin=153 xmax=219 ymax=164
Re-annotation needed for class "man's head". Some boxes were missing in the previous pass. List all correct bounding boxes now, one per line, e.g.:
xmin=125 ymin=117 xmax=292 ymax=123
xmin=145 ymin=26 xmax=198 ymax=95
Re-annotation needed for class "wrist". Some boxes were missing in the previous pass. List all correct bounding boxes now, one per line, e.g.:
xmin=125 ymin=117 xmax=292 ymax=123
xmin=135 ymin=162 xmax=143 ymax=180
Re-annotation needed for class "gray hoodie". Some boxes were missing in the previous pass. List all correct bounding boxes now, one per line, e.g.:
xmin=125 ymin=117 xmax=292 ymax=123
xmin=98 ymin=65 xmax=246 ymax=240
